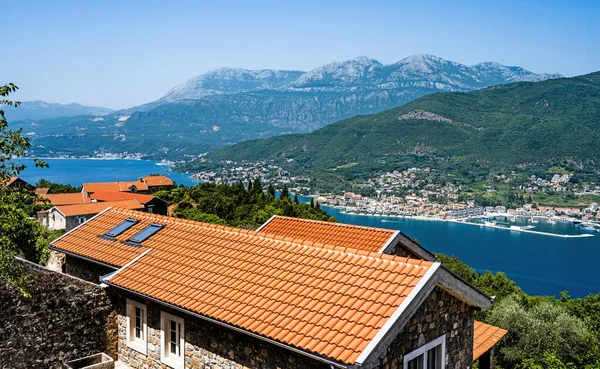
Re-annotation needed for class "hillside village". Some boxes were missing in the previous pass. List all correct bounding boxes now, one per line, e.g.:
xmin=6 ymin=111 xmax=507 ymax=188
xmin=186 ymin=160 xmax=600 ymax=223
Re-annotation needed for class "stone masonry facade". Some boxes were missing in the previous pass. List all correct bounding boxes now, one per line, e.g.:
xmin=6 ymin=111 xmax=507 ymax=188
xmin=376 ymin=286 xmax=475 ymax=369
xmin=115 ymin=295 xmax=330 ymax=369
xmin=0 ymin=259 xmax=117 ymax=369
xmin=64 ymin=254 xmax=117 ymax=283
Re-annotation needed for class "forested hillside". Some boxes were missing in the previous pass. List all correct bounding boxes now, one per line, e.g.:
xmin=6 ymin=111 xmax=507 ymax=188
xmin=185 ymin=72 xmax=600 ymax=187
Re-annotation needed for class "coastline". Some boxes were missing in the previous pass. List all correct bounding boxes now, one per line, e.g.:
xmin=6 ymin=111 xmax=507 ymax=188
xmin=337 ymin=209 xmax=595 ymax=238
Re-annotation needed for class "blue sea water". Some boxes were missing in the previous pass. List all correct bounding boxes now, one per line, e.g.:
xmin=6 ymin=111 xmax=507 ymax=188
xmin=17 ymin=158 xmax=200 ymax=187
xmin=16 ymin=159 xmax=600 ymax=298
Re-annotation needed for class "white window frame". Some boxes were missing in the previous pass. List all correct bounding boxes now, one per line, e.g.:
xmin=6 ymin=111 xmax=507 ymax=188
xmin=126 ymin=298 xmax=147 ymax=354
xmin=160 ymin=311 xmax=185 ymax=369
xmin=78 ymin=216 xmax=87 ymax=224
xmin=403 ymin=334 xmax=446 ymax=369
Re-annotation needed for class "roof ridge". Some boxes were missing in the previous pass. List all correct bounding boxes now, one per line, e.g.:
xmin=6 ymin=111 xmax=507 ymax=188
xmin=273 ymin=215 xmax=396 ymax=234
xmin=109 ymin=208 xmax=431 ymax=268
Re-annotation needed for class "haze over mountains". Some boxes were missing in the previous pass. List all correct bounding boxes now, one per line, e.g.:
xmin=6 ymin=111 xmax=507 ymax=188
xmin=7 ymin=54 xmax=561 ymax=159
xmin=3 ymin=101 xmax=114 ymax=121
xmin=187 ymin=72 xmax=600 ymax=188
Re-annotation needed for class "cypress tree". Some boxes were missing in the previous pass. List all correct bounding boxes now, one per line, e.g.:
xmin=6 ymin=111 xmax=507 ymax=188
xmin=310 ymin=198 xmax=314 ymax=208
xmin=267 ymin=183 xmax=275 ymax=197
xmin=281 ymin=185 xmax=289 ymax=199
xmin=315 ymin=201 xmax=320 ymax=210
xmin=293 ymin=194 xmax=299 ymax=204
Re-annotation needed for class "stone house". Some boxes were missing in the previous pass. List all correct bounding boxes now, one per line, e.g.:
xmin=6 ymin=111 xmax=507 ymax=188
xmin=140 ymin=175 xmax=174 ymax=193
xmin=50 ymin=207 xmax=506 ymax=369
xmin=257 ymin=215 xmax=435 ymax=261
xmin=89 ymin=190 xmax=168 ymax=215
xmin=82 ymin=175 xmax=174 ymax=196
xmin=6 ymin=176 xmax=33 ymax=190
xmin=39 ymin=200 xmax=144 ymax=231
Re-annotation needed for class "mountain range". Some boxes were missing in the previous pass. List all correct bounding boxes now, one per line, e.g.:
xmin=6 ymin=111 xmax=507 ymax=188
xmin=182 ymin=72 xmax=600 ymax=189
xmin=3 ymin=101 xmax=114 ymax=121
xmin=8 ymin=55 xmax=561 ymax=159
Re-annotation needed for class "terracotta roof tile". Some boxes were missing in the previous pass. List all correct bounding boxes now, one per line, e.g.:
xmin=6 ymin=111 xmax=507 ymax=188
xmin=83 ymin=181 xmax=148 ymax=193
xmin=258 ymin=216 xmax=396 ymax=252
xmin=42 ymin=192 xmax=90 ymax=206
xmin=141 ymin=175 xmax=173 ymax=187
xmin=54 ymin=200 xmax=144 ymax=217
xmin=473 ymin=320 xmax=508 ymax=361
xmin=89 ymin=190 xmax=157 ymax=205
xmin=51 ymin=208 xmax=436 ymax=365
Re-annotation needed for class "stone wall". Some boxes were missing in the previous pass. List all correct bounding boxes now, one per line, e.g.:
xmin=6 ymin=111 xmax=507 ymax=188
xmin=390 ymin=242 xmax=422 ymax=259
xmin=64 ymin=254 xmax=117 ymax=283
xmin=116 ymin=294 xmax=330 ymax=369
xmin=0 ymin=258 xmax=117 ymax=369
xmin=376 ymin=286 xmax=475 ymax=369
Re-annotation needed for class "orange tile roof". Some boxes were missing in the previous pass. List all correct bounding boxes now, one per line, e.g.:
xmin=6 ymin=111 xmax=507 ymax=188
xmin=141 ymin=175 xmax=173 ymax=187
xmin=35 ymin=187 xmax=50 ymax=196
xmin=90 ymin=190 xmax=157 ymax=205
xmin=42 ymin=192 xmax=90 ymax=206
xmin=258 ymin=216 xmax=397 ymax=252
xmin=52 ymin=208 xmax=437 ymax=365
xmin=83 ymin=181 xmax=148 ymax=193
xmin=473 ymin=320 xmax=508 ymax=361
xmin=7 ymin=177 xmax=18 ymax=185
xmin=54 ymin=200 xmax=144 ymax=217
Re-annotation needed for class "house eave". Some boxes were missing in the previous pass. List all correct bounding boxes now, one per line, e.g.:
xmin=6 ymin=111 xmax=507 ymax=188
xmin=100 ymin=275 xmax=349 ymax=369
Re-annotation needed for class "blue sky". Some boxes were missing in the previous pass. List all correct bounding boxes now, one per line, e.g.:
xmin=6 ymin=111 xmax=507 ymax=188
xmin=2 ymin=0 xmax=598 ymax=109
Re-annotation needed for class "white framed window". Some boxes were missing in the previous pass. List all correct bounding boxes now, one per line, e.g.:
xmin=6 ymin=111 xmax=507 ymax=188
xmin=403 ymin=334 xmax=445 ymax=369
xmin=78 ymin=217 xmax=87 ymax=224
xmin=160 ymin=311 xmax=185 ymax=369
xmin=126 ymin=299 xmax=147 ymax=354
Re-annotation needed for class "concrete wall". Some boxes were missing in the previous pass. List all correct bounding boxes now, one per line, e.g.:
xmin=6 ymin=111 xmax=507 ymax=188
xmin=0 ymin=259 xmax=117 ymax=369
xmin=375 ymin=286 xmax=475 ymax=369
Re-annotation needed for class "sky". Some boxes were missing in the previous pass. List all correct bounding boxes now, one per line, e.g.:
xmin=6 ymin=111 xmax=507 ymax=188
xmin=2 ymin=0 xmax=598 ymax=109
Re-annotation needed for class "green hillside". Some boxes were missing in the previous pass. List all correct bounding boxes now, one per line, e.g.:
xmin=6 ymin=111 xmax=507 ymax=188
xmin=181 ymin=72 xmax=600 ymax=185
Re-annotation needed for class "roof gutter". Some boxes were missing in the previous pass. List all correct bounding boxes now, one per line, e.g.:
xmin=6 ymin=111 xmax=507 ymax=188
xmin=100 ymin=276 xmax=348 ymax=369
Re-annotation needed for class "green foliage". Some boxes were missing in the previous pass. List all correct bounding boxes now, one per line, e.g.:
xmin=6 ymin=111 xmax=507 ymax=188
xmin=0 ymin=83 xmax=48 ymax=295
xmin=165 ymin=181 xmax=335 ymax=229
xmin=488 ymin=295 xmax=598 ymax=368
xmin=436 ymin=252 xmax=600 ymax=368
xmin=35 ymin=178 xmax=81 ymax=194
xmin=188 ymin=73 xmax=600 ymax=192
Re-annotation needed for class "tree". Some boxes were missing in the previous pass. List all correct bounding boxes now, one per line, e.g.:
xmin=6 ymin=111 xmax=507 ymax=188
xmin=267 ymin=183 xmax=275 ymax=198
xmin=310 ymin=198 xmax=315 ymax=208
xmin=0 ymin=83 xmax=47 ymax=295
xmin=293 ymin=194 xmax=299 ymax=204
xmin=487 ymin=295 xmax=598 ymax=368
xmin=280 ymin=185 xmax=289 ymax=199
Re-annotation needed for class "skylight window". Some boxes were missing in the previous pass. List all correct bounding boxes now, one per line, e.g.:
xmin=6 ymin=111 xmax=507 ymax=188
xmin=105 ymin=219 xmax=139 ymax=237
xmin=129 ymin=223 xmax=164 ymax=243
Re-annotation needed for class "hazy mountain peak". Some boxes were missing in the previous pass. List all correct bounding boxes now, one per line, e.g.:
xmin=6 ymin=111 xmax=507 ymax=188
xmin=159 ymin=54 xmax=561 ymax=102
xmin=3 ymin=100 xmax=113 ymax=121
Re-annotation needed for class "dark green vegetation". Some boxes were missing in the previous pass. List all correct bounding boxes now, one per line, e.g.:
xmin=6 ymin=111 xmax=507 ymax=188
xmin=35 ymin=178 xmax=81 ymax=194
xmin=187 ymin=72 xmax=600 ymax=192
xmin=437 ymin=254 xmax=600 ymax=369
xmin=155 ymin=180 xmax=334 ymax=229
xmin=0 ymin=83 xmax=62 ymax=296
